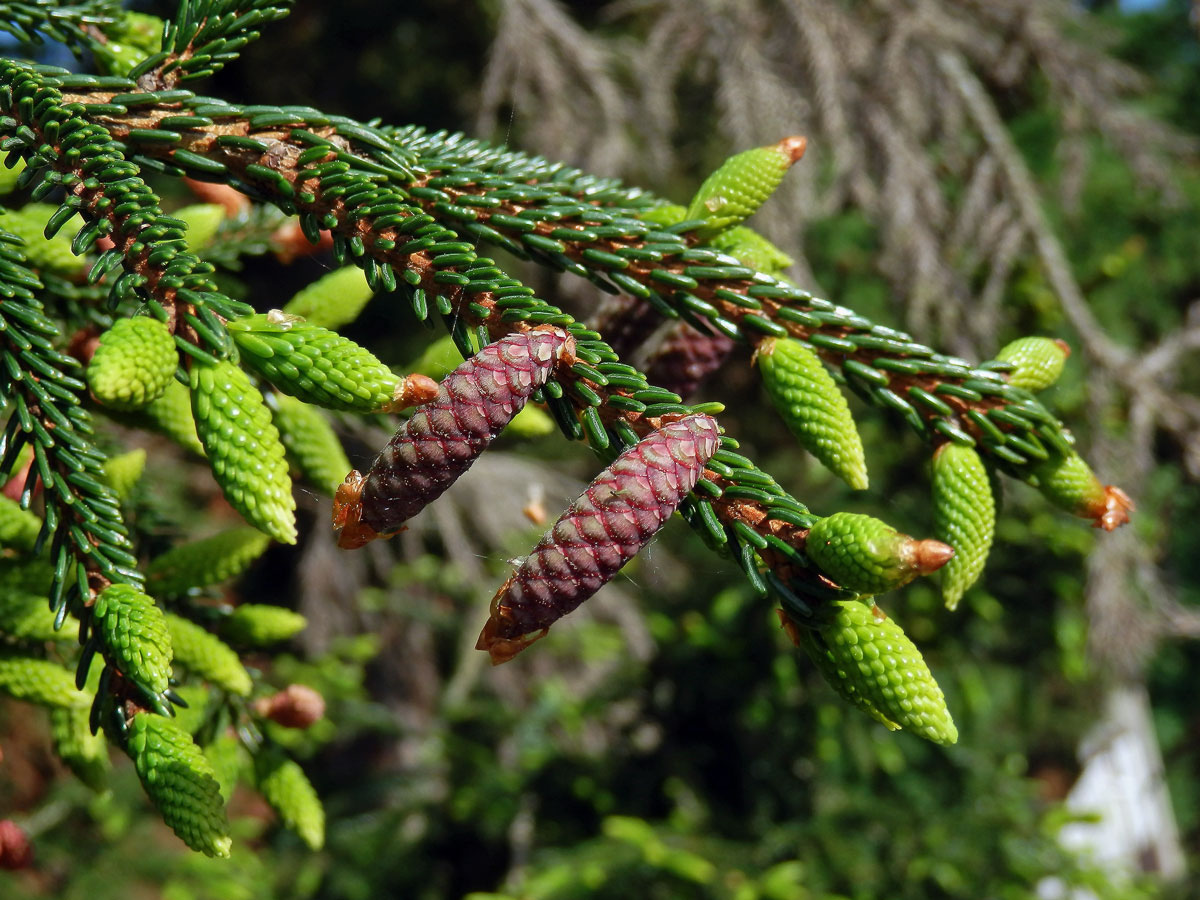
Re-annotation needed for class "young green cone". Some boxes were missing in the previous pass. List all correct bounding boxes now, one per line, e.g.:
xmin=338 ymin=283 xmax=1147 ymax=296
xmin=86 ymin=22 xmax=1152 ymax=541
xmin=407 ymin=333 xmax=465 ymax=380
xmin=126 ymin=712 xmax=232 ymax=857
xmin=932 ymin=443 xmax=995 ymax=610
xmin=758 ymin=337 xmax=868 ymax=490
xmin=87 ymin=317 xmax=178 ymax=411
xmin=636 ymin=203 xmax=687 ymax=226
xmin=0 ymin=562 xmax=78 ymax=640
xmin=0 ymin=203 xmax=85 ymax=274
xmin=221 ymin=604 xmax=307 ymax=646
xmin=174 ymin=203 xmax=227 ymax=250
xmin=708 ymin=225 xmax=794 ymax=275
xmin=270 ymin=393 xmax=352 ymax=497
xmin=146 ymin=527 xmax=271 ymax=597
xmin=1028 ymin=450 xmax=1133 ymax=531
xmin=228 ymin=312 xmax=399 ymax=412
xmin=254 ymin=748 xmax=325 ymax=851
xmin=92 ymin=583 xmax=173 ymax=700
xmin=0 ymin=655 xmax=88 ymax=708
xmin=686 ymin=136 xmax=807 ymax=238
xmin=0 ymin=157 xmax=25 ymax=196
xmin=995 ymin=336 xmax=1070 ymax=392
xmin=50 ymin=704 xmax=110 ymax=790
xmin=0 ymin=497 xmax=42 ymax=552
xmin=93 ymin=11 xmax=163 ymax=75
xmin=785 ymin=602 xmax=958 ymax=745
xmin=103 ymin=448 xmax=147 ymax=500
xmin=133 ymin=379 xmax=206 ymax=456
xmin=164 ymin=614 xmax=253 ymax=697
xmin=205 ymin=734 xmax=249 ymax=803
xmin=169 ymin=684 xmax=212 ymax=736
xmin=281 ymin=265 xmax=374 ymax=331
xmin=805 ymin=512 xmax=953 ymax=596
xmin=190 ymin=358 xmax=297 ymax=544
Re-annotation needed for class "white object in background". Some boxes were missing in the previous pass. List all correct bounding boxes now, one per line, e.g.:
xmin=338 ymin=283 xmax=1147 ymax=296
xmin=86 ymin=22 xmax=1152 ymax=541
xmin=1039 ymin=685 xmax=1185 ymax=899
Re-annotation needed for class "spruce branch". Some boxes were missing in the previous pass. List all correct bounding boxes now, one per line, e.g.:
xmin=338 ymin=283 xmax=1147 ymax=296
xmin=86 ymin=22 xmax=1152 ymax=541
xmin=14 ymin=63 xmax=1127 ymax=614
xmin=0 ymin=226 xmax=139 ymax=611
xmin=12 ymin=72 xmax=856 ymax=607
xmin=140 ymin=0 xmax=294 ymax=89
xmin=0 ymin=0 xmax=123 ymax=55
xmin=0 ymin=2 xmax=1145 ymax=776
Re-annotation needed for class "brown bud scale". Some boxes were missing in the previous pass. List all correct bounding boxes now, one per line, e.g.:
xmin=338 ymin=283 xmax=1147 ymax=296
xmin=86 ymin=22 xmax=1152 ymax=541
xmin=478 ymin=414 xmax=721 ymax=663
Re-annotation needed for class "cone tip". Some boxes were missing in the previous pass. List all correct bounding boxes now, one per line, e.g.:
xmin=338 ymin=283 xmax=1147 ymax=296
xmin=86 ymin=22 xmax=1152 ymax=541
xmin=778 ymin=135 xmax=808 ymax=164
xmin=913 ymin=538 xmax=955 ymax=575
xmin=1095 ymin=485 xmax=1134 ymax=531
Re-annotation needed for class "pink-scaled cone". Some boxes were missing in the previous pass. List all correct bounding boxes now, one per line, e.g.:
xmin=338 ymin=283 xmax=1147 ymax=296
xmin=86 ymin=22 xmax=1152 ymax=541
xmin=354 ymin=327 xmax=575 ymax=539
xmin=477 ymin=413 xmax=721 ymax=663
xmin=643 ymin=323 xmax=735 ymax=399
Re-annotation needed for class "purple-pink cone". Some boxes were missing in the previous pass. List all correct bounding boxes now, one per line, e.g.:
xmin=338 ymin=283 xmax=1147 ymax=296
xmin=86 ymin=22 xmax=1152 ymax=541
xmin=643 ymin=324 xmax=735 ymax=399
xmin=477 ymin=413 xmax=721 ymax=663
xmin=335 ymin=327 xmax=574 ymax=548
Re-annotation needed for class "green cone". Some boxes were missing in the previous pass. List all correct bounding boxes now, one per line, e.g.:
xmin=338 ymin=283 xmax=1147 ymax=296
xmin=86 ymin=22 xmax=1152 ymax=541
xmin=254 ymin=748 xmax=325 ymax=851
xmin=228 ymin=313 xmax=399 ymax=412
xmin=792 ymin=602 xmax=957 ymax=745
xmin=281 ymin=266 xmax=375 ymax=331
xmin=93 ymin=11 xmax=163 ymax=75
xmin=685 ymin=137 xmax=807 ymax=238
xmin=88 ymin=317 xmax=178 ymax=411
xmin=174 ymin=203 xmax=226 ymax=250
xmin=134 ymin=379 xmax=206 ymax=457
xmin=805 ymin=512 xmax=953 ymax=596
xmin=0 ymin=495 xmax=42 ymax=552
xmin=0 ymin=655 xmax=88 ymax=708
xmin=190 ymin=358 xmax=297 ymax=544
xmin=165 ymin=614 xmax=253 ymax=697
xmin=636 ymin=203 xmax=687 ymax=227
xmin=221 ymin=604 xmax=307 ymax=646
xmin=205 ymin=734 xmax=249 ymax=802
xmin=708 ymin=225 xmax=793 ymax=275
xmin=407 ymin=334 xmax=465 ymax=380
xmin=271 ymin=394 xmax=352 ymax=496
xmin=0 ymin=203 xmax=85 ymax=274
xmin=103 ymin=448 xmax=147 ymax=500
xmin=996 ymin=336 xmax=1070 ymax=392
xmin=504 ymin=404 xmax=556 ymax=439
xmin=932 ymin=443 xmax=995 ymax=610
xmin=126 ymin=712 xmax=232 ymax=857
xmin=758 ymin=337 xmax=868 ymax=490
xmin=1028 ymin=450 xmax=1132 ymax=530
xmin=0 ymin=157 xmax=26 ymax=196
xmin=50 ymin=704 xmax=110 ymax=791
xmin=92 ymin=583 xmax=173 ymax=699
xmin=169 ymin=684 xmax=212 ymax=736
xmin=146 ymin=527 xmax=271 ymax=597
xmin=0 ymin=559 xmax=78 ymax=641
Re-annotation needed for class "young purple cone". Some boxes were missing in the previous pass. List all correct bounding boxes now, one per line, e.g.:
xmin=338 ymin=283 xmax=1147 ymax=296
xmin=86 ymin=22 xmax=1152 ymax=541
xmin=643 ymin=324 xmax=735 ymax=399
xmin=478 ymin=414 xmax=721 ymax=663
xmin=335 ymin=327 xmax=575 ymax=548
